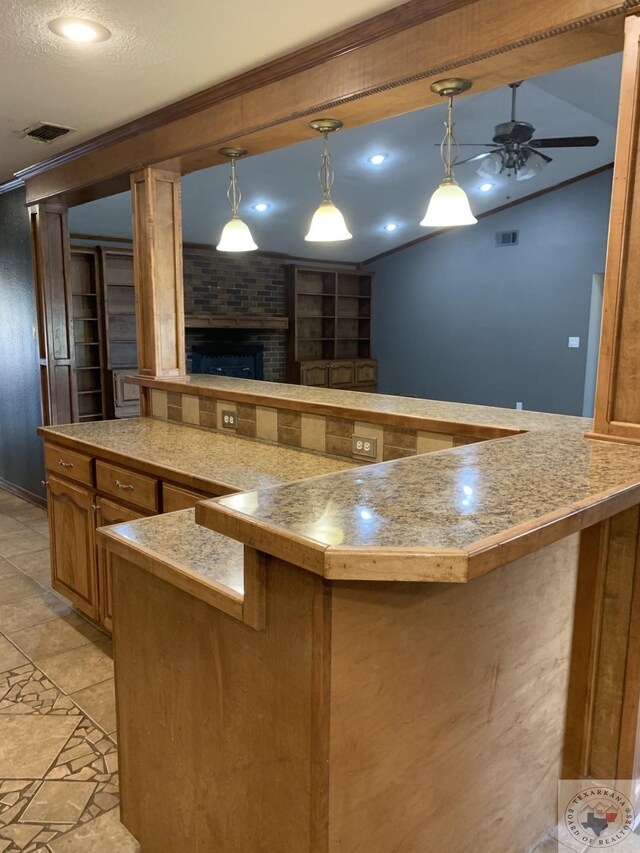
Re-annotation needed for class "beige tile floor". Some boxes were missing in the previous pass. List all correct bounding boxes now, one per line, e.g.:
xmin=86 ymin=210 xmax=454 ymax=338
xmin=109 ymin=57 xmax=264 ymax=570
xmin=0 ymin=489 xmax=138 ymax=852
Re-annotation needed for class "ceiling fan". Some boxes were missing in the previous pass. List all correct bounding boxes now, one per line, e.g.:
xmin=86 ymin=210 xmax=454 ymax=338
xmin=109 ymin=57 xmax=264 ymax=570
xmin=456 ymin=81 xmax=600 ymax=181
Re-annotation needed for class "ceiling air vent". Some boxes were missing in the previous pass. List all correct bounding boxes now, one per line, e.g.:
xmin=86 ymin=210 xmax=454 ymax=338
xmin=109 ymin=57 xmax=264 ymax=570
xmin=495 ymin=229 xmax=519 ymax=247
xmin=19 ymin=122 xmax=76 ymax=144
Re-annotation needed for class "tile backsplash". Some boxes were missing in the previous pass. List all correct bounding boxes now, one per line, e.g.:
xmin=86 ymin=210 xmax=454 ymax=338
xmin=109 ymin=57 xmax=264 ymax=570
xmin=149 ymin=389 xmax=481 ymax=461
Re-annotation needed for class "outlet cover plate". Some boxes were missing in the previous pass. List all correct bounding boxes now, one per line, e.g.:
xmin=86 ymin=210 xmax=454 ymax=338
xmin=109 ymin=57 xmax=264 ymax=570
xmin=352 ymin=435 xmax=377 ymax=459
xmin=221 ymin=410 xmax=237 ymax=429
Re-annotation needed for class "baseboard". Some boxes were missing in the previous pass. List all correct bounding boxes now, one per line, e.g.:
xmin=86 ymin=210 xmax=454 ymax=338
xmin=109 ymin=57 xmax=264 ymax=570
xmin=0 ymin=476 xmax=47 ymax=509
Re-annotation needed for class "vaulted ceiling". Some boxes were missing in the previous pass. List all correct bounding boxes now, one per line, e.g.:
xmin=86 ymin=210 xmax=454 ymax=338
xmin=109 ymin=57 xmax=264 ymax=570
xmin=0 ymin=0 xmax=404 ymax=182
xmin=69 ymin=52 xmax=621 ymax=262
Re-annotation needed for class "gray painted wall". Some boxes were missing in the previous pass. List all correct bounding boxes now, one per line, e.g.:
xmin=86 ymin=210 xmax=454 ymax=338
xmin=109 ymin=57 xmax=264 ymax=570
xmin=371 ymin=169 xmax=613 ymax=416
xmin=0 ymin=188 xmax=44 ymax=497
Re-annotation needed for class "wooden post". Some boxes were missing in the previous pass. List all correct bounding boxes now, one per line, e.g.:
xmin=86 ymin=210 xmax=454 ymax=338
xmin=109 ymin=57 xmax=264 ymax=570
xmin=590 ymin=14 xmax=640 ymax=443
xmin=130 ymin=167 xmax=185 ymax=380
xmin=29 ymin=202 xmax=77 ymax=426
xmin=563 ymin=509 xmax=640 ymax=782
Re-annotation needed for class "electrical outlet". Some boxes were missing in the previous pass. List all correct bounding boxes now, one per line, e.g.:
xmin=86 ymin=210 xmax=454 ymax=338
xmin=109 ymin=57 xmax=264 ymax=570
xmin=568 ymin=336 xmax=580 ymax=348
xmin=516 ymin=402 xmax=523 ymax=410
xmin=221 ymin=410 xmax=237 ymax=429
xmin=352 ymin=435 xmax=377 ymax=459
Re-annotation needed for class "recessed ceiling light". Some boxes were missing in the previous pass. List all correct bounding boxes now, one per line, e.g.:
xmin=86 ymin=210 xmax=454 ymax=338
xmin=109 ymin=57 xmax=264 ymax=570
xmin=368 ymin=153 xmax=389 ymax=165
xmin=252 ymin=202 xmax=271 ymax=212
xmin=383 ymin=223 xmax=398 ymax=232
xmin=48 ymin=17 xmax=112 ymax=43
xmin=479 ymin=182 xmax=494 ymax=192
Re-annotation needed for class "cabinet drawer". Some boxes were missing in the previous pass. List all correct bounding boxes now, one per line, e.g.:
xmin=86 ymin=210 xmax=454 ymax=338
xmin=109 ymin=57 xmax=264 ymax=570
xmin=96 ymin=461 xmax=159 ymax=512
xmin=45 ymin=444 xmax=94 ymax=487
xmin=162 ymin=483 xmax=213 ymax=513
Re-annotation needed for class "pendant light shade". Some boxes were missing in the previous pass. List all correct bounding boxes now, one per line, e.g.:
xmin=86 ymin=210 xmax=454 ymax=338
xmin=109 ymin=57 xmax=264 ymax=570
xmin=421 ymin=177 xmax=477 ymax=227
xmin=305 ymin=200 xmax=352 ymax=242
xmin=216 ymin=148 xmax=258 ymax=252
xmin=305 ymin=118 xmax=352 ymax=242
xmin=422 ymin=79 xmax=477 ymax=228
xmin=217 ymin=215 xmax=258 ymax=252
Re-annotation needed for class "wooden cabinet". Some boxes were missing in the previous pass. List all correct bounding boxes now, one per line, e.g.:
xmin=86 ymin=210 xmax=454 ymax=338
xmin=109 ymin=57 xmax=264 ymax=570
xmin=47 ymin=475 xmax=98 ymax=620
xmin=44 ymin=439 xmax=225 ymax=632
xmin=285 ymin=264 xmax=376 ymax=390
xmin=96 ymin=499 xmax=144 ymax=632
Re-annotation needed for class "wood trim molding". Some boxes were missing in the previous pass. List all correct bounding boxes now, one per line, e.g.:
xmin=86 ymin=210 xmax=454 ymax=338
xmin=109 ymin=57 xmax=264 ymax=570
xmin=13 ymin=0 xmax=475 ymax=186
xmin=0 ymin=476 xmax=46 ymax=509
xmin=363 ymin=162 xmax=615 ymax=264
xmin=19 ymin=0 xmax=633 ymax=205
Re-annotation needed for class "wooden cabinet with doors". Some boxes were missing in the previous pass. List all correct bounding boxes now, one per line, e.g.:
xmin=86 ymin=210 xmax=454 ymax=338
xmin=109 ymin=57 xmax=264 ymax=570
xmin=47 ymin=474 xmax=98 ymax=620
xmin=285 ymin=264 xmax=377 ymax=391
xmin=95 ymin=499 xmax=144 ymax=632
xmin=43 ymin=439 xmax=228 ymax=633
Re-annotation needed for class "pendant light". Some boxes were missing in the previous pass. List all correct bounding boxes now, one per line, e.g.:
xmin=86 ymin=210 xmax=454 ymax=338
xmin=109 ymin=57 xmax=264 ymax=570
xmin=421 ymin=79 xmax=477 ymax=228
xmin=216 ymin=148 xmax=258 ymax=252
xmin=305 ymin=119 xmax=352 ymax=242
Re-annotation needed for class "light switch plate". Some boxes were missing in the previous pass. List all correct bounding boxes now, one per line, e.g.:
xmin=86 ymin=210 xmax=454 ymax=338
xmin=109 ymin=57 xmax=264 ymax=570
xmin=221 ymin=410 xmax=237 ymax=429
xmin=568 ymin=337 xmax=580 ymax=348
xmin=352 ymin=435 xmax=377 ymax=459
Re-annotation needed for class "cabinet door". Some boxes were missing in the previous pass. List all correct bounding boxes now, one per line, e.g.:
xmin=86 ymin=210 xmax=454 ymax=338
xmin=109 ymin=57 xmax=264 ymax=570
xmin=96 ymin=498 xmax=144 ymax=633
xmin=47 ymin=475 xmax=98 ymax=619
xmin=355 ymin=360 xmax=377 ymax=387
xmin=328 ymin=361 xmax=354 ymax=388
xmin=300 ymin=362 xmax=328 ymax=387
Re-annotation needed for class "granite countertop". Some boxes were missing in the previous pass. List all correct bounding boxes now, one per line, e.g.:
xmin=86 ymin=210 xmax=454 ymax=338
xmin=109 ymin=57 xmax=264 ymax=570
xmin=39 ymin=417 xmax=357 ymax=493
xmin=97 ymin=509 xmax=247 ymax=618
xmin=196 ymin=427 xmax=640 ymax=582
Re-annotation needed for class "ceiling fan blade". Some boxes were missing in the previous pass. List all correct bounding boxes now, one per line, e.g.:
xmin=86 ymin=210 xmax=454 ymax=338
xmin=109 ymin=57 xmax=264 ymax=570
xmin=525 ymin=148 xmax=553 ymax=164
xmin=456 ymin=152 xmax=493 ymax=165
xmin=529 ymin=136 xmax=599 ymax=148
xmin=433 ymin=143 xmax=499 ymax=147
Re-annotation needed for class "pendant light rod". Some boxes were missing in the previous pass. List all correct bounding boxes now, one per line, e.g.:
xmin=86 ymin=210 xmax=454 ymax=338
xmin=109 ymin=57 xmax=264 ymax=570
xmin=309 ymin=118 xmax=343 ymax=202
xmin=430 ymin=78 xmax=472 ymax=181
xmin=219 ymin=147 xmax=248 ymax=216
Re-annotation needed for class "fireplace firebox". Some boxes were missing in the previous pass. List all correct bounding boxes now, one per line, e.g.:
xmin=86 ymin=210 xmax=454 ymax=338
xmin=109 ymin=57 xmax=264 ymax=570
xmin=190 ymin=343 xmax=264 ymax=380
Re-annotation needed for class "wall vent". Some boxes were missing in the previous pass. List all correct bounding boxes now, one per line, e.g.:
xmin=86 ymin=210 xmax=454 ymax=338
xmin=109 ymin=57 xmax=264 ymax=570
xmin=495 ymin=229 xmax=519 ymax=247
xmin=19 ymin=122 xmax=76 ymax=144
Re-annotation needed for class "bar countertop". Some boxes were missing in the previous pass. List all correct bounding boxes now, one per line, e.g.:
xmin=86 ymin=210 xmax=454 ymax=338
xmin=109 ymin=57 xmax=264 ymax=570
xmin=38 ymin=417 xmax=357 ymax=494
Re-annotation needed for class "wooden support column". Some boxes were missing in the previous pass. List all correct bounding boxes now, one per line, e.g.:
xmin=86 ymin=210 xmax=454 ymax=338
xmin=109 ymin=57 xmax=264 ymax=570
xmin=131 ymin=167 xmax=185 ymax=381
xmin=564 ymin=509 xmax=640 ymax=782
xmin=591 ymin=14 xmax=640 ymax=443
xmin=29 ymin=202 xmax=77 ymax=426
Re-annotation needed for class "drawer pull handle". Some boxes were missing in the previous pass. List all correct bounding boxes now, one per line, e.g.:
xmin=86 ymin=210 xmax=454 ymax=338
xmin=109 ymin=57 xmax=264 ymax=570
xmin=115 ymin=480 xmax=134 ymax=491
xmin=58 ymin=460 xmax=74 ymax=469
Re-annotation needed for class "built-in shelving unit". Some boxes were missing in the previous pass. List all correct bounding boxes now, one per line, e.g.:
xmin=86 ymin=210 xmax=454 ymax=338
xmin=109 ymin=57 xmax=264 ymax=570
xmin=285 ymin=265 xmax=376 ymax=390
xmin=70 ymin=249 xmax=106 ymax=422
xmin=69 ymin=247 xmax=140 ymax=421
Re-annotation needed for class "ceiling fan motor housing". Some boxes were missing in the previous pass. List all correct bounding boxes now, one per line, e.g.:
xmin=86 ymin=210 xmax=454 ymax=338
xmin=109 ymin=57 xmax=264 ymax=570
xmin=492 ymin=120 xmax=535 ymax=145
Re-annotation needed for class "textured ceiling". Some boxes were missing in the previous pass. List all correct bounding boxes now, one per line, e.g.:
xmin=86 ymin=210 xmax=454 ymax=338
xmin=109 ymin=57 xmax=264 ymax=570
xmin=69 ymin=53 xmax=621 ymax=262
xmin=0 ymin=0 xmax=404 ymax=181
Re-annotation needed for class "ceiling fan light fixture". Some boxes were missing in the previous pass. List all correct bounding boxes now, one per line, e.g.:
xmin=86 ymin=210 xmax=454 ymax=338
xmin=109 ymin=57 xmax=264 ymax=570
xmin=476 ymin=152 xmax=504 ymax=180
xmin=422 ymin=78 xmax=477 ymax=228
xmin=516 ymin=150 xmax=548 ymax=181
